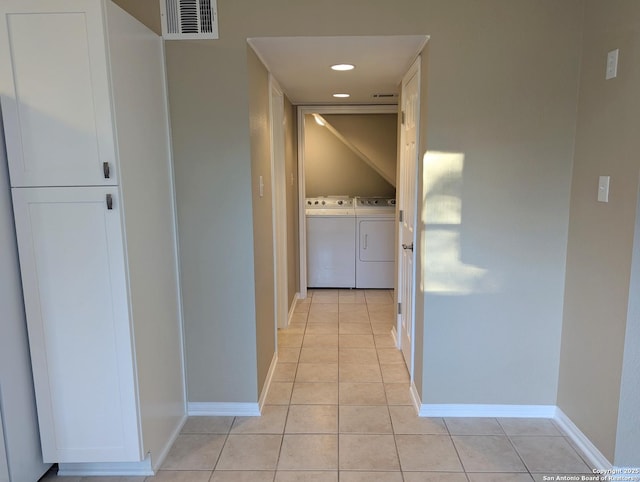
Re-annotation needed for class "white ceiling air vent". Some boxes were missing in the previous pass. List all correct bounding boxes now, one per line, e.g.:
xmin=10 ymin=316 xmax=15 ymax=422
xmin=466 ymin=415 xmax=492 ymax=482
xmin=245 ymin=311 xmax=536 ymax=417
xmin=160 ymin=0 xmax=219 ymax=40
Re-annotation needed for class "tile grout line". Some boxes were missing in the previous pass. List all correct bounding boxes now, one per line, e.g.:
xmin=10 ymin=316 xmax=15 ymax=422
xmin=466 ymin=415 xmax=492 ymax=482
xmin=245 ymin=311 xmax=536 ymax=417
xmin=208 ymin=422 xmax=234 ymax=478
xmin=503 ymin=429 xmax=536 ymax=477
xmin=446 ymin=424 xmax=469 ymax=477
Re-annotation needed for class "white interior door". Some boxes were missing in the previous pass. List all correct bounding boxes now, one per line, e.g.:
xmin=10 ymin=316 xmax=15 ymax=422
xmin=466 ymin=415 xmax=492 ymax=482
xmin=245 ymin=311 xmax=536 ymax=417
xmin=398 ymin=57 xmax=421 ymax=376
xmin=270 ymin=77 xmax=289 ymax=329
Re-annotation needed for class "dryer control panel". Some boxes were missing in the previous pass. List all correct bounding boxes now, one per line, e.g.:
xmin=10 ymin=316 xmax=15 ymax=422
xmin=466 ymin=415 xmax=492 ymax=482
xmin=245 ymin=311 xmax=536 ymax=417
xmin=355 ymin=197 xmax=396 ymax=208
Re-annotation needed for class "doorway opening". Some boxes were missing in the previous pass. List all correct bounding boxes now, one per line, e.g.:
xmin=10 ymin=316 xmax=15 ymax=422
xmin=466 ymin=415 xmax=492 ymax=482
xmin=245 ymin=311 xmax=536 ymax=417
xmin=248 ymin=35 xmax=427 ymax=397
xmin=297 ymin=104 xmax=398 ymax=300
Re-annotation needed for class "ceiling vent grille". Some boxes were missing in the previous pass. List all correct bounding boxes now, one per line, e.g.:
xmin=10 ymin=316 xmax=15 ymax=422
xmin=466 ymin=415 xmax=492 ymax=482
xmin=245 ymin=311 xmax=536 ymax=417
xmin=372 ymin=93 xmax=398 ymax=99
xmin=160 ymin=0 xmax=219 ymax=40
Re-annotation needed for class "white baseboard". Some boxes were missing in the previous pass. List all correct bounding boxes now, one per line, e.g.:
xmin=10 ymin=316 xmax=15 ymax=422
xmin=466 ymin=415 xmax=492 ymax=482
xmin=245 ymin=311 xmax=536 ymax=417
xmin=58 ymin=455 xmax=153 ymax=477
xmin=417 ymin=403 xmax=557 ymax=418
xmin=150 ymin=413 xmax=187 ymax=472
xmin=187 ymin=402 xmax=260 ymax=416
xmin=287 ymin=293 xmax=300 ymax=327
xmin=390 ymin=325 xmax=399 ymax=348
xmin=258 ymin=352 xmax=278 ymax=412
xmin=410 ymin=382 xmax=422 ymax=415
xmin=58 ymin=415 xmax=186 ymax=476
xmin=554 ymin=407 xmax=613 ymax=470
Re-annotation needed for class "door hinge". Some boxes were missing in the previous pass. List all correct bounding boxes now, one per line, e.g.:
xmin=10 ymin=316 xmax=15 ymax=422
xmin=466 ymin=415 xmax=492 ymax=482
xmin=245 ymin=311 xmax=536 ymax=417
xmin=399 ymin=209 xmax=404 ymax=222
xmin=397 ymin=302 xmax=402 ymax=315
xmin=401 ymin=111 xmax=406 ymax=125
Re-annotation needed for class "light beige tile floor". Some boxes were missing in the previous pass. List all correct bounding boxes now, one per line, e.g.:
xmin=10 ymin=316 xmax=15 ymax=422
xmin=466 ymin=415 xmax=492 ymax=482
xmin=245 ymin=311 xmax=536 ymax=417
xmin=41 ymin=289 xmax=595 ymax=481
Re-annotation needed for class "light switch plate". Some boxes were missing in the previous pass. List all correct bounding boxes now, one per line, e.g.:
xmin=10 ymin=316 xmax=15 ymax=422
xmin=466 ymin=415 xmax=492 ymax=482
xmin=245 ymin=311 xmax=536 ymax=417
xmin=598 ymin=176 xmax=610 ymax=202
xmin=606 ymin=49 xmax=619 ymax=80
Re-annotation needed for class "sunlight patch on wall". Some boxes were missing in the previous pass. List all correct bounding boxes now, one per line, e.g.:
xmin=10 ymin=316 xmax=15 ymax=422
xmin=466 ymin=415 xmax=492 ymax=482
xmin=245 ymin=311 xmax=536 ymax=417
xmin=420 ymin=151 xmax=492 ymax=295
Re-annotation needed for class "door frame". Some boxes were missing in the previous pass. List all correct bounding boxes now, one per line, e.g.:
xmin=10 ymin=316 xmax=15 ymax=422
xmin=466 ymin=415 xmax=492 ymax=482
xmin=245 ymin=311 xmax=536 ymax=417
xmin=296 ymin=104 xmax=398 ymax=299
xmin=269 ymin=76 xmax=289 ymax=330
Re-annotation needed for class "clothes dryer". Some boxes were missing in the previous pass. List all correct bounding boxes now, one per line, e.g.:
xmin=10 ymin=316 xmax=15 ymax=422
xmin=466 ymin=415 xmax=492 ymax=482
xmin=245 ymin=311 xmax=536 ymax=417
xmin=354 ymin=197 xmax=396 ymax=289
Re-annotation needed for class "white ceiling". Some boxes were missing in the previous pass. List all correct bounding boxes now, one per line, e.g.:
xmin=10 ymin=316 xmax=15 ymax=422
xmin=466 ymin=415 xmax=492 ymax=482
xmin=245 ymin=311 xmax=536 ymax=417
xmin=248 ymin=36 xmax=429 ymax=105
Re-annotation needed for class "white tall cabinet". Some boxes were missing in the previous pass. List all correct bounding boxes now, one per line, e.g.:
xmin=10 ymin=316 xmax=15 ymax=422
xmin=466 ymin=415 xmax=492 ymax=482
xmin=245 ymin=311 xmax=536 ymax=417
xmin=0 ymin=0 xmax=186 ymax=475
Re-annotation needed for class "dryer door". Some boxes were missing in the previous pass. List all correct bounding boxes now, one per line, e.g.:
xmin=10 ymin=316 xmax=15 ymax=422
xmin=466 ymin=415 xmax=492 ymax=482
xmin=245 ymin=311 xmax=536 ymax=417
xmin=359 ymin=219 xmax=395 ymax=262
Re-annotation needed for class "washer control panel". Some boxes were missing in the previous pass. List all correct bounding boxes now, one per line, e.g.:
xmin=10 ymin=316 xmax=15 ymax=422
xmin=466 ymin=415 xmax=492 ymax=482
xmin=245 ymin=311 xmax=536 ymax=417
xmin=306 ymin=196 xmax=354 ymax=209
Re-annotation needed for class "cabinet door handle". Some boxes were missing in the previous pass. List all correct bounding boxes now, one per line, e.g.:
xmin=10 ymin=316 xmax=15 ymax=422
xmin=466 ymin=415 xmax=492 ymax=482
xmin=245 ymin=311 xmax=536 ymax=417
xmin=103 ymin=161 xmax=110 ymax=179
xmin=106 ymin=194 xmax=113 ymax=210
xmin=363 ymin=234 xmax=368 ymax=249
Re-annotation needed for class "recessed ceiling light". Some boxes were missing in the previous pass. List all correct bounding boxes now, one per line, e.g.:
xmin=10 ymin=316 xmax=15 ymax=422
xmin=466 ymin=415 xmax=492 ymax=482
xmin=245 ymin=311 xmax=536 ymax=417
xmin=331 ymin=63 xmax=355 ymax=71
xmin=333 ymin=93 xmax=350 ymax=98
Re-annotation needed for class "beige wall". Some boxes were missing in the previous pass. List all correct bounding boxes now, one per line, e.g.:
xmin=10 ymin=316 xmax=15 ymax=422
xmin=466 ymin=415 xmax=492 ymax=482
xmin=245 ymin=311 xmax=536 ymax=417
xmin=304 ymin=114 xmax=396 ymax=198
xmin=116 ymin=0 xmax=260 ymax=404
xmin=284 ymin=98 xmax=299 ymax=307
xmin=112 ymin=0 xmax=160 ymax=34
xmin=417 ymin=3 xmax=582 ymax=405
xmin=322 ymin=113 xmax=398 ymax=186
xmin=115 ymin=1 xmax=584 ymax=412
xmin=163 ymin=39 xmax=259 ymax=403
xmin=558 ymin=0 xmax=640 ymax=463
xmin=247 ymin=47 xmax=276 ymax=397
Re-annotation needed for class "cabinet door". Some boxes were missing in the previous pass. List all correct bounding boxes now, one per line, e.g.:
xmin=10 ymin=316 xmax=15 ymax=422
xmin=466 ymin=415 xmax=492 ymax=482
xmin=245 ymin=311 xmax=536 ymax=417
xmin=11 ymin=187 xmax=141 ymax=463
xmin=0 ymin=1 xmax=118 ymax=187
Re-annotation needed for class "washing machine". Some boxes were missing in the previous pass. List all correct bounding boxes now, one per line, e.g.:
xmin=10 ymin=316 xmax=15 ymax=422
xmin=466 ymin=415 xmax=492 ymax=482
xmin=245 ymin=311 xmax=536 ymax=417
xmin=306 ymin=196 xmax=356 ymax=288
xmin=355 ymin=197 xmax=396 ymax=289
